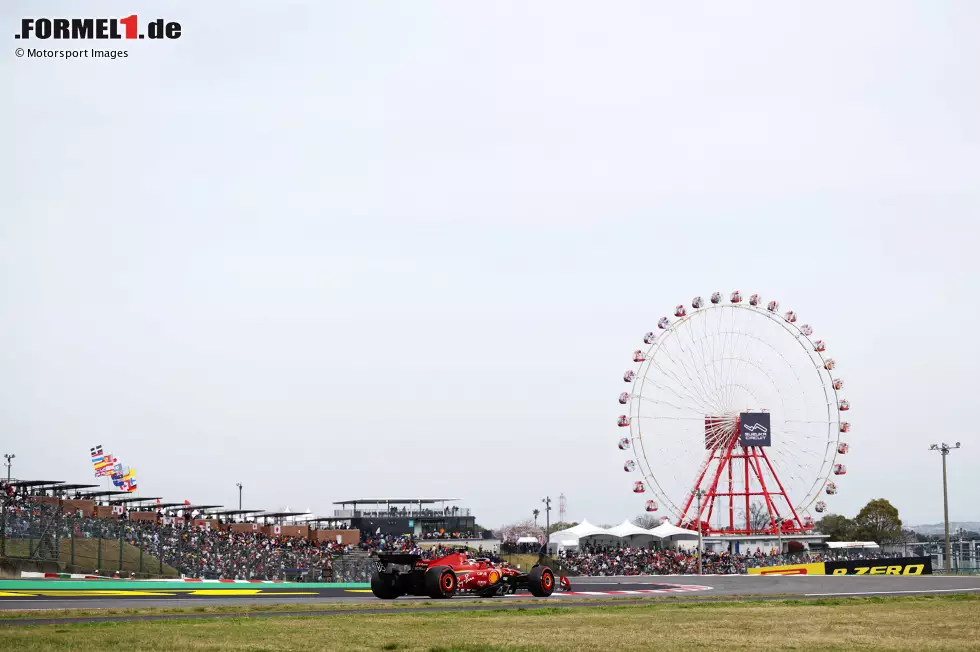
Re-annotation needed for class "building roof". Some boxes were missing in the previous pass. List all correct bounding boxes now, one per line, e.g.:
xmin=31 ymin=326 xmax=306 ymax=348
xmin=332 ymin=498 xmax=460 ymax=505
xmin=256 ymin=511 xmax=308 ymax=518
xmin=208 ymin=509 xmax=266 ymax=516
xmin=50 ymin=484 xmax=100 ymax=492
xmin=296 ymin=516 xmax=340 ymax=522
xmin=168 ymin=505 xmax=223 ymax=511
xmin=76 ymin=490 xmax=131 ymax=498
xmin=8 ymin=480 xmax=65 ymax=487
xmin=107 ymin=497 xmax=162 ymax=504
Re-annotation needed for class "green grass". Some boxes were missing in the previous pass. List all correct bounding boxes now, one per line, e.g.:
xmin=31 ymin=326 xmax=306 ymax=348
xmin=0 ymin=595 xmax=977 ymax=651
xmin=2 ymin=539 xmax=178 ymax=576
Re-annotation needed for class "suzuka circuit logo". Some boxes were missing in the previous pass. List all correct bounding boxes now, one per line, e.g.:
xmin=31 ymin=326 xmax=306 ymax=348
xmin=15 ymin=16 xmax=182 ymax=41
xmin=739 ymin=412 xmax=772 ymax=447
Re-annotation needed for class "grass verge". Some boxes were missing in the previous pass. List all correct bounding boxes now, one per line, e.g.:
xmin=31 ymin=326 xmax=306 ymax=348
xmin=0 ymin=594 xmax=977 ymax=651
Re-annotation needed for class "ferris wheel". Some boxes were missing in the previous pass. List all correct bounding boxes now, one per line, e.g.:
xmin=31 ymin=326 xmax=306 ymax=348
xmin=616 ymin=291 xmax=850 ymax=535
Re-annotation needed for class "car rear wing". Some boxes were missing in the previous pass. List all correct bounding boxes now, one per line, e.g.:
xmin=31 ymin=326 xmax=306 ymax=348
xmin=376 ymin=553 xmax=427 ymax=571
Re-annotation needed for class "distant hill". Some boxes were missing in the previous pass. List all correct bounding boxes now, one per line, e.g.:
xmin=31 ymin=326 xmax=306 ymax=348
xmin=908 ymin=522 xmax=980 ymax=535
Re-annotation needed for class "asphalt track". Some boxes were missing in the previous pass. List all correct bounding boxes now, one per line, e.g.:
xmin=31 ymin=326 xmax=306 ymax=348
xmin=1 ymin=574 xmax=979 ymax=624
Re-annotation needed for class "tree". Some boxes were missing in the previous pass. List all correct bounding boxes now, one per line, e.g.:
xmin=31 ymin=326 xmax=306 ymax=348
xmin=737 ymin=502 xmax=774 ymax=531
xmin=815 ymin=514 xmax=855 ymax=541
xmin=633 ymin=514 xmax=661 ymax=529
xmin=854 ymin=498 xmax=903 ymax=544
xmin=493 ymin=518 xmax=542 ymax=543
xmin=532 ymin=509 xmax=540 ymax=527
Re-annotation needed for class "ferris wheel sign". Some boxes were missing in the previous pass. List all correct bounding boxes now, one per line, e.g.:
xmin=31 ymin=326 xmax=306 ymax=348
xmin=739 ymin=413 xmax=771 ymax=447
xmin=616 ymin=291 xmax=851 ymax=536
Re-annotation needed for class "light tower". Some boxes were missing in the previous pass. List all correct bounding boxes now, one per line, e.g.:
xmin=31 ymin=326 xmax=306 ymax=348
xmin=928 ymin=442 xmax=961 ymax=573
xmin=3 ymin=453 xmax=14 ymax=483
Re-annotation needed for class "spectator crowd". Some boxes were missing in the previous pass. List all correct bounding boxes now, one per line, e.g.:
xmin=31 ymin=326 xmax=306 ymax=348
xmin=557 ymin=543 xmax=914 ymax=576
xmin=2 ymin=486 xmax=913 ymax=582
xmin=1 ymin=490 xmax=499 ymax=581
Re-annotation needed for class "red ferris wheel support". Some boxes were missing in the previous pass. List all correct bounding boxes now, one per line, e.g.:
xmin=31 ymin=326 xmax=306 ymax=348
xmin=675 ymin=416 xmax=811 ymax=536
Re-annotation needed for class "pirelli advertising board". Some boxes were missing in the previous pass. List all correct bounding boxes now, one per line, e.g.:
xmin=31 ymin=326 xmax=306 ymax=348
xmin=747 ymin=556 xmax=932 ymax=576
xmin=747 ymin=562 xmax=825 ymax=575
xmin=824 ymin=556 xmax=932 ymax=575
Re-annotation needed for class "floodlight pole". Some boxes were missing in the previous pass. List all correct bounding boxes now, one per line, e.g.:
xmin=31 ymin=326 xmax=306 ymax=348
xmin=3 ymin=454 xmax=14 ymax=483
xmin=542 ymin=497 xmax=552 ymax=552
xmin=693 ymin=489 xmax=706 ymax=575
xmin=929 ymin=442 xmax=961 ymax=573
xmin=236 ymin=483 xmax=242 ymax=511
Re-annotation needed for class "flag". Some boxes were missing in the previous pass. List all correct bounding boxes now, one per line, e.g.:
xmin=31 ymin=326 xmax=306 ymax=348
xmin=90 ymin=445 xmax=103 ymax=460
xmin=94 ymin=453 xmax=113 ymax=477
xmin=110 ymin=465 xmax=130 ymax=488
xmin=94 ymin=453 xmax=117 ymax=477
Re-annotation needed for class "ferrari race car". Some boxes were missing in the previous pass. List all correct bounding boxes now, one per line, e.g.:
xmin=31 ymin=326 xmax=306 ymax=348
xmin=370 ymin=551 xmax=571 ymax=599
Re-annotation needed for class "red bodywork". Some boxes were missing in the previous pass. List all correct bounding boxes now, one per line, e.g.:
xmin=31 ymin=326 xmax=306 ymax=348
xmin=372 ymin=550 xmax=572 ymax=599
xmin=419 ymin=552 xmax=570 ymax=594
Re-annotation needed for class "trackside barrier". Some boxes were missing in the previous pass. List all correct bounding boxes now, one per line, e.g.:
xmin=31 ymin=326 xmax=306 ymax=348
xmin=747 ymin=556 xmax=933 ymax=575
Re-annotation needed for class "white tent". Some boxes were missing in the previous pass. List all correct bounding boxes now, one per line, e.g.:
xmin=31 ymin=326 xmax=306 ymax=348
xmin=827 ymin=541 xmax=879 ymax=549
xmin=549 ymin=518 xmax=671 ymax=551
xmin=516 ymin=536 xmax=540 ymax=545
xmin=607 ymin=519 xmax=657 ymax=539
xmin=548 ymin=519 xmax=611 ymax=551
xmin=648 ymin=522 xmax=699 ymax=540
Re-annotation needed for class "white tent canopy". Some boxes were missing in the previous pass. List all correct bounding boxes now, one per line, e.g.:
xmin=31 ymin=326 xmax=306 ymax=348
xmin=606 ymin=519 xmax=656 ymax=539
xmin=547 ymin=518 xmax=703 ymax=551
xmin=564 ymin=519 xmax=610 ymax=539
xmin=826 ymin=541 xmax=880 ymax=549
xmin=548 ymin=518 xmax=608 ymax=546
xmin=648 ymin=522 xmax=699 ymax=540
xmin=516 ymin=536 xmax=540 ymax=544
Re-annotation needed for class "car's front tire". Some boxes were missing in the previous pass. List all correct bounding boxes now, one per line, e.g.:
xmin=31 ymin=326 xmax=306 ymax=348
xmin=527 ymin=566 xmax=555 ymax=597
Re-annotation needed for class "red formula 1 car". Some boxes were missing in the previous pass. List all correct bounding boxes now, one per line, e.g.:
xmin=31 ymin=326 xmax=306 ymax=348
xmin=370 ymin=551 xmax=571 ymax=599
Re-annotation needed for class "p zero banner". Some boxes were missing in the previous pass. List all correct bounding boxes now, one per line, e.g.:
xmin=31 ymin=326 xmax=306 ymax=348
xmin=747 ymin=556 xmax=932 ymax=576
xmin=739 ymin=412 xmax=771 ymax=447
xmin=747 ymin=562 xmax=825 ymax=575
xmin=824 ymin=556 xmax=932 ymax=576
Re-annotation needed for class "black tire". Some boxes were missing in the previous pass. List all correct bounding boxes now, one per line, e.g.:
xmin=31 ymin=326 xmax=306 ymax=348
xmin=527 ymin=566 xmax=555 ymax=597
xmin=424 ymin=565 xmax=457 ymax=599
xmin=371 ymin=571 xmax=400 ymax=599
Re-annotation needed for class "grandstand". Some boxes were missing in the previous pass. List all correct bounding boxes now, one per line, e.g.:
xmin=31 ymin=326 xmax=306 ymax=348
xmin=330 ymin=498 xmax=488 ymax=540
xmin=1 ymin=480 xmax=502 ymax=580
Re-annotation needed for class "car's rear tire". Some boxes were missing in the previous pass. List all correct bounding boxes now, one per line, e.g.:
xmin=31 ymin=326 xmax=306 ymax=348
xmin=371 ymin=571 xmax=400 ymax=599
xmin=527 ymin=566 xmax=555 ymax=597
xmin=424 ymin=565 xmax=457 ymax=599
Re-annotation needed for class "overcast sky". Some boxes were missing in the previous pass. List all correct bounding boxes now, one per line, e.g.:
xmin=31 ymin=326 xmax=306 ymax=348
xmin=3 ymin=1 xmax=978 ymax=529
